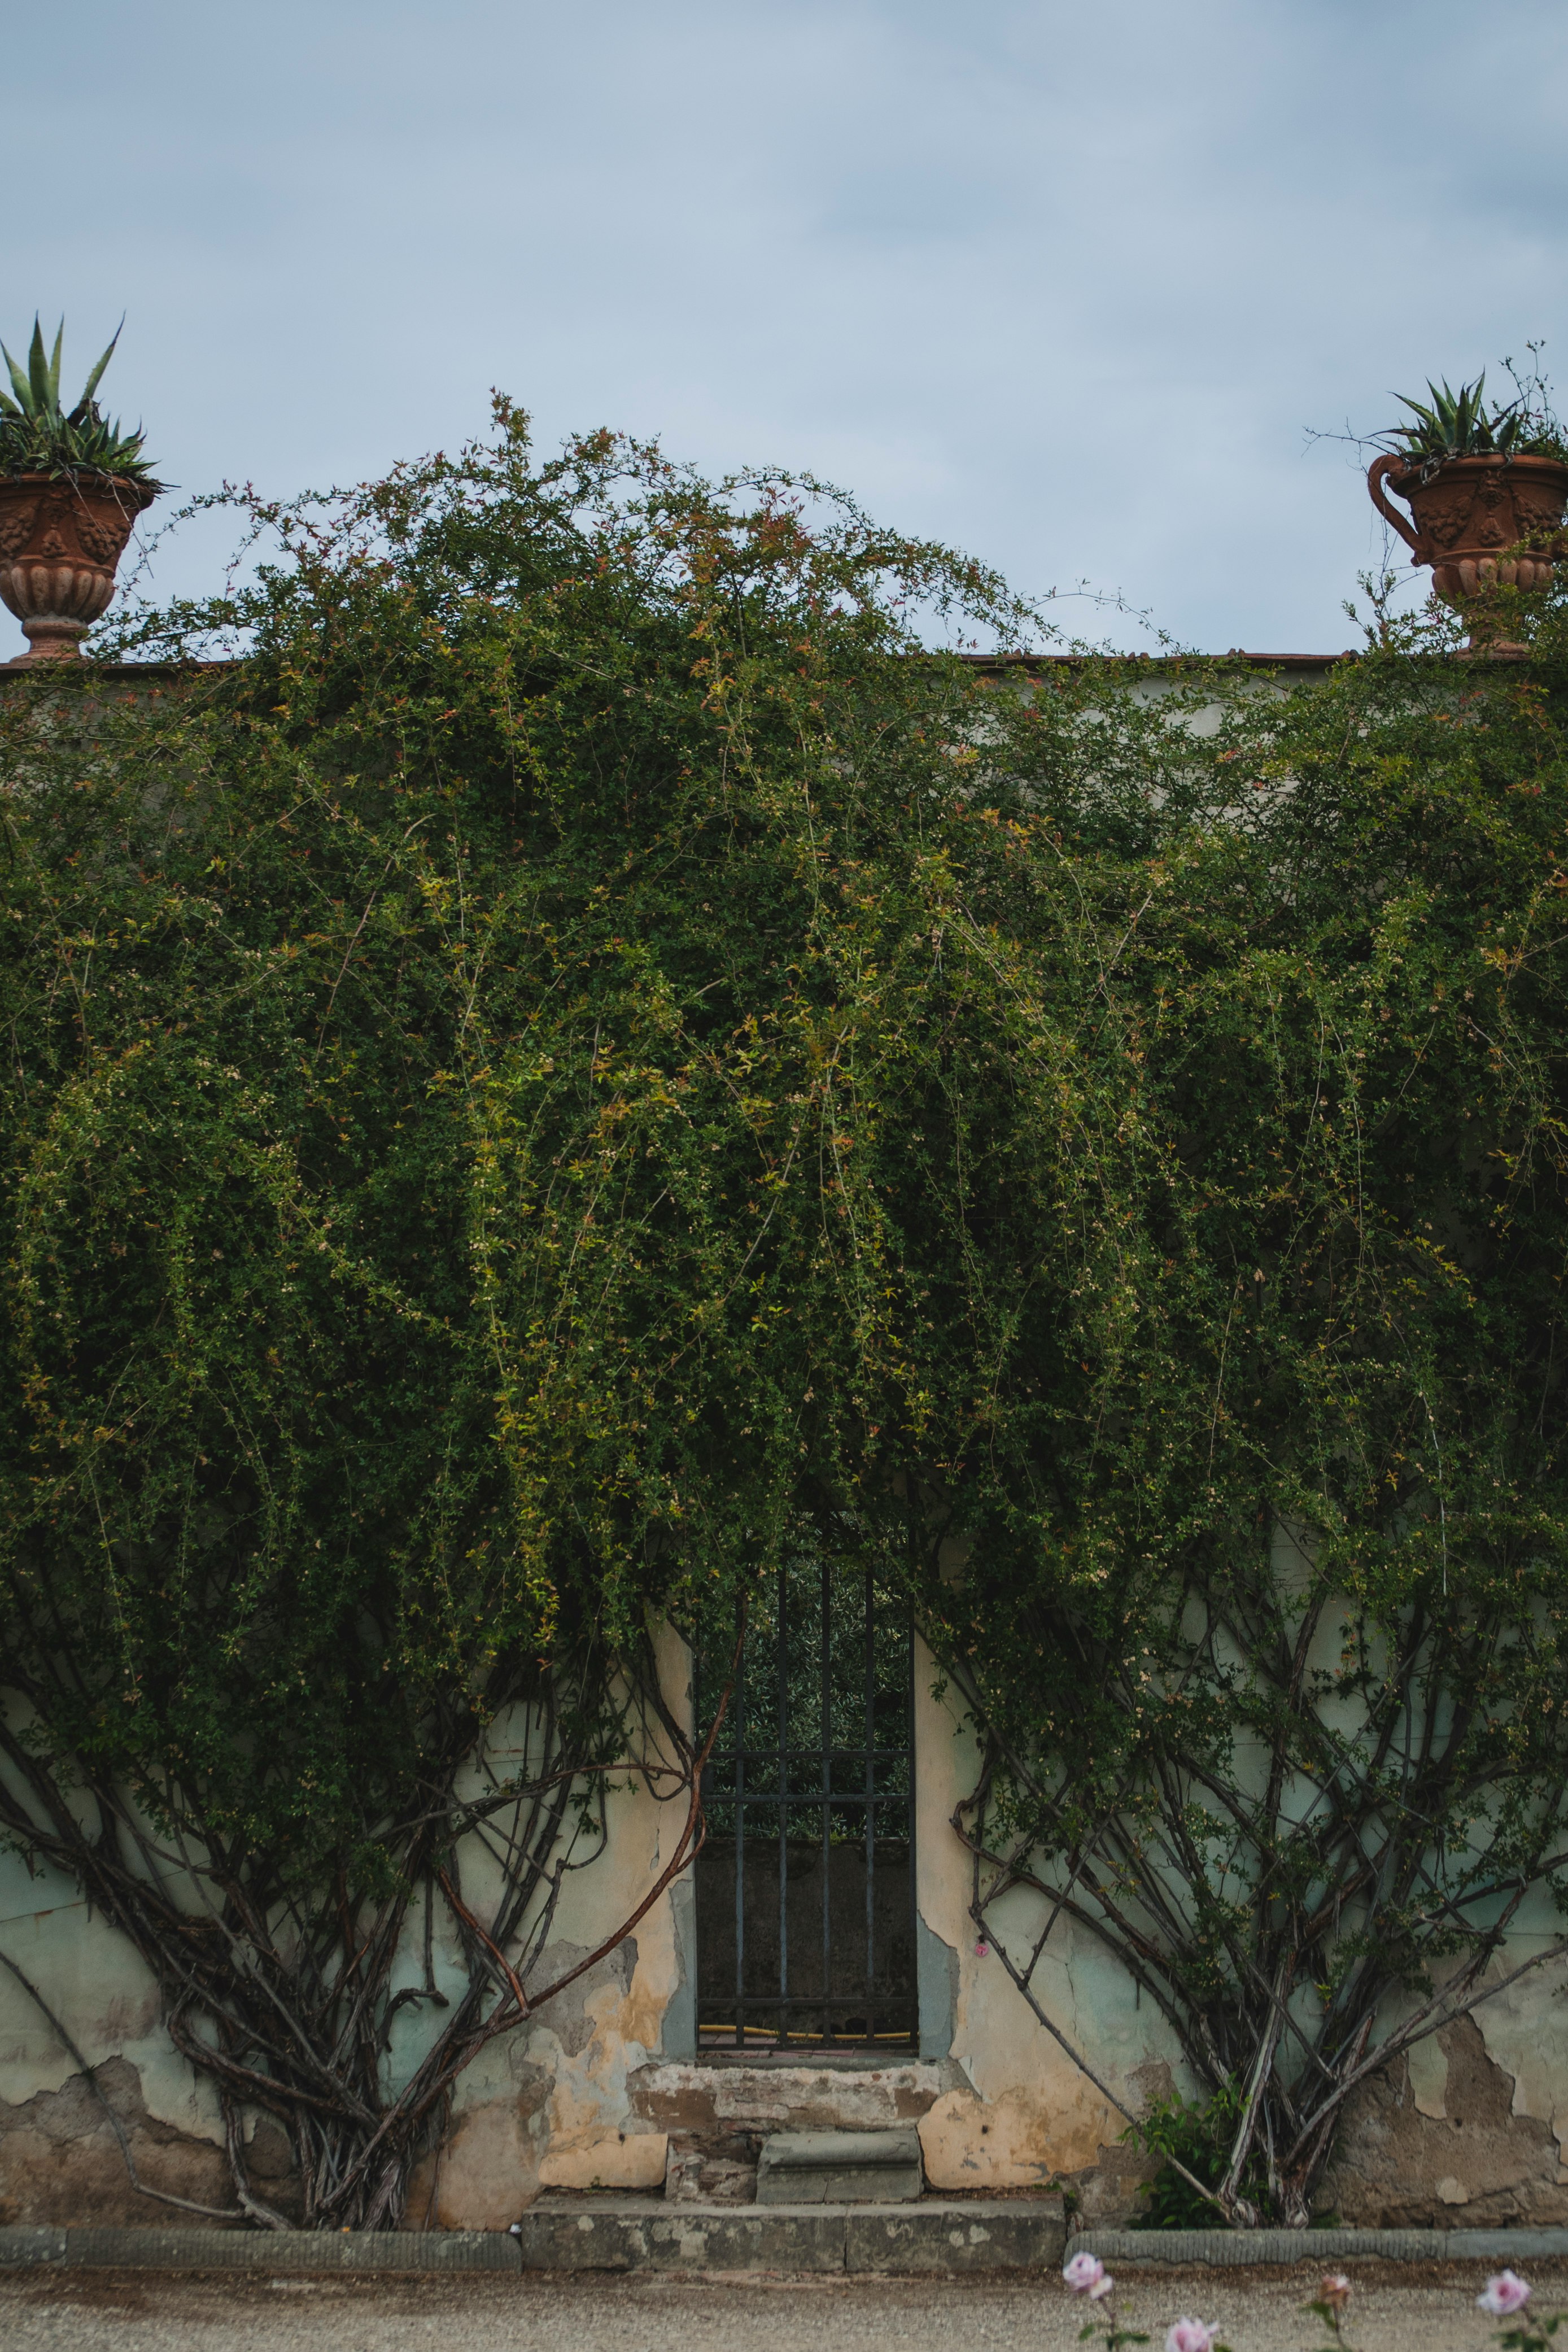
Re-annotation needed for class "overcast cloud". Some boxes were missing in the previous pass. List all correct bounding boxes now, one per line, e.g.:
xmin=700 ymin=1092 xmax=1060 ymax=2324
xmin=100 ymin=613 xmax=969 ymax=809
xmin=4 ymin=0 xmax=1566 ymax=654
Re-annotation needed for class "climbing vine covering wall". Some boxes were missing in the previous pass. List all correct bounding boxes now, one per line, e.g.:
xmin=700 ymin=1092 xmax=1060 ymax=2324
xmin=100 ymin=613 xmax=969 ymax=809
xmin=1 ymin=404 xmax=1567 ymax=2225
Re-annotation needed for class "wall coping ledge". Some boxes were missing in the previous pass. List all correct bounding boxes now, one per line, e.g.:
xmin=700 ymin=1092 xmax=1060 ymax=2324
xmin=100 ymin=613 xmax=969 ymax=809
xmin=11 ymin=2212 xmax=1565 ymax=2274
xmin=1071 ymin=2226 xmax=1568 ymax=2265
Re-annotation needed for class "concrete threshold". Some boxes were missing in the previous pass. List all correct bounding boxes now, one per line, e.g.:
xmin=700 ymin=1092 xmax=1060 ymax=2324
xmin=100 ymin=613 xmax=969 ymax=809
xmin=519 ymin=2195 xmax=1065 ymax=2272
xmin=1073 ymin=2226 xmax=1568 ymax=2266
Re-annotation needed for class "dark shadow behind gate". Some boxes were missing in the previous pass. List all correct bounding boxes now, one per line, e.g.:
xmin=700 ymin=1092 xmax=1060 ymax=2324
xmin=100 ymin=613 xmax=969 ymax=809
xmin=696 ymin=1556 xmax=917 ymax=2049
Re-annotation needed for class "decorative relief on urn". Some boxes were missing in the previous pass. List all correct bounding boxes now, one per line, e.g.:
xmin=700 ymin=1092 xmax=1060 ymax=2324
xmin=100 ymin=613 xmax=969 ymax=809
xmin=1368 ymin=451 xmax=1568 ymax=643
xmin=0 ymin=475 xmax=155 ymax=663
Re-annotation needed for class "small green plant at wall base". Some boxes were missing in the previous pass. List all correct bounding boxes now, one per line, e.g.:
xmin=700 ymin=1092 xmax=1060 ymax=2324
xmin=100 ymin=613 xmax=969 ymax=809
xmin=0 ymin=316 xmax=158 ymax=482
xmin=1124 ymin=2083 xmax=1266 ymax=2230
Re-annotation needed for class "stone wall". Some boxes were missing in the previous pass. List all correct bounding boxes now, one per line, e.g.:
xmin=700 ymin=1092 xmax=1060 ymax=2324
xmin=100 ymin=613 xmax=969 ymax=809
xmin=5 ymin=1628 xmax=1567 ymax=2228
xmin=909 ymin=1653 xmax=1568 ymax=2226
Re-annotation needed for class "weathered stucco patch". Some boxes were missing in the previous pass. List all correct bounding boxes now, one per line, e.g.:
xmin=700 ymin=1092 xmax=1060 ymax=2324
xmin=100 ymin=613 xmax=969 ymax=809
xmin=0 ymin=1875 xmax=223 ymax=2146
xmin=539 ymin=2126 xmax=668 ymax=2189
xmin=919 ymin=2085 xmax=1060 ymax=2190
xmin=911 ymin=1643 xmax=1186 ymax=2211
xmin=1322 ymin=2016 xmax=1568 ymax=2227
xmin=0 ymin=2058 xmax=236 ymax=2229
xmin=1462 ymin=1945 xmax=1568 ymax=2173
xmin=1407 ymin=2032 xmax=1449 ymax=2120
xmin=404 ymin=2069 xmax=551 ymax=2231
xmin=412 ymin=1930 xmax=677 ymax=2220
xmin=916 ymin=1913 xmax=958 ymax=2061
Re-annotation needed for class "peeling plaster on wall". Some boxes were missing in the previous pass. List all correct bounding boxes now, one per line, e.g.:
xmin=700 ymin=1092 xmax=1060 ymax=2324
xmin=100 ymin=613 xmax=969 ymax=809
xmin=1460 ymin=1944 xmax=1568 ymax=2170
xmin=1407 ymin=2032 xmax=1449 ymax=2120
xmin=406 ymin=1621 xmax=700 ymax=2219
xmin=0 ymin=1629 xmax=702 ymax=2231
xmin=0 ymin=2056 xmax=239 ymax=2229
xmin=911 ymin=1638 xmax=1185 ymax=2202
xmin=906 ymin=1625 xmax=1568 ymax=2227
xmin=0 ymin=1864 xmax=226 ymax=2153
xmin=918 ymin=2087 xmax=1058 ymax=2192
xmin=663 ymin=1871 xmax=697 ymax=2062
xmin=1305 ymin=1932 xmax=1568 ymax=2224
xmin=916 ymin=1911 xmax=958 ymax=2061
xmin=10 ymin=1619 xmax=1568 ymax=2228
xmin=0 ymin=1855 xmax=242 ymax=2227
xmin=525 ymin=1934 xmax=673 ymax=2181
xmin=1323 ymin=2015 xmax=1568 ymax=2227
xmin=538 ymin=2128 xmax=667 ymax=2191
xmin=404 ymin=2075 xmax=551 ymax=2232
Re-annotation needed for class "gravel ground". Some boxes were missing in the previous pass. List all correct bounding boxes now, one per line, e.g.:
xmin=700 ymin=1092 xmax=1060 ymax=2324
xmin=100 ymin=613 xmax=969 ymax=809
xmin=1 ymin=2263 xmax=1563 ymax=2352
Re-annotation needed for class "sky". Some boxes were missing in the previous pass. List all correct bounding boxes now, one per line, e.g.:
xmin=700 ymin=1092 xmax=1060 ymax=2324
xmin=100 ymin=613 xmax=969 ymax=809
xmin=4 ymin=0 xmax=1567 ymax=657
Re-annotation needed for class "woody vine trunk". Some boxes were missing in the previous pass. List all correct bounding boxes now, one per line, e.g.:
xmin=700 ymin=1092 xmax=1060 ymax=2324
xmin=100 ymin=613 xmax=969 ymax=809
xmin=0 ymin=1640 xmax=722 ymax=2228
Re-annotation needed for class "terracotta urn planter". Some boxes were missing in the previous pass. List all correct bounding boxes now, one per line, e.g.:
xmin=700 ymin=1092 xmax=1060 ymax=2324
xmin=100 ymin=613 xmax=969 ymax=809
xmin=1367 ymin=450 xmax=1568 ymax=642
xmin=0 ymin=472 xmax=156 ymax=664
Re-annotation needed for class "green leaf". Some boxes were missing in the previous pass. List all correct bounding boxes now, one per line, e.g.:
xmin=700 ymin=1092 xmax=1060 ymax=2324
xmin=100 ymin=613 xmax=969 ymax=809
xmin=26 ymin=317 xmax=51 ymax=418
xmin=1387 ymin=369 xmax=1525 ymax=459
xmin=73 ymin=320 xmax=123 ymax=421
xmin=1 ymin=341 xmax=36 ymax=418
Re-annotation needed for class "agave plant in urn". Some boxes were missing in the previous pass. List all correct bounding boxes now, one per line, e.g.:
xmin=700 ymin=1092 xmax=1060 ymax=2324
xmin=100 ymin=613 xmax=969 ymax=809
xmin=1367 ymin=371 xmax=1568 ymax=653
xmin=0 ymin=317 xmax=161 ymax=664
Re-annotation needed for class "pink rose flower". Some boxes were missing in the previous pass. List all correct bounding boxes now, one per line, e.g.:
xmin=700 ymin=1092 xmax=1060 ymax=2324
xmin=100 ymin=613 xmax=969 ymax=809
xmin=1319 ymin=2274 xmax=1352 ymax=2312
xmin=1164 ymin=2324 xmax=1218 ymax=2352
xmin=1478 ymin=2271 xmax=1532 ymax=2317
xmin=1063 ymin=2253 xmax=1106 ymax=2296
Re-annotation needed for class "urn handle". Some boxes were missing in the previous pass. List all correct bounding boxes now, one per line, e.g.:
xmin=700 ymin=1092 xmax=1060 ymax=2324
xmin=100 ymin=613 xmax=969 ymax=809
xmin=1367 ymin=453 xmax=1423 ymax=557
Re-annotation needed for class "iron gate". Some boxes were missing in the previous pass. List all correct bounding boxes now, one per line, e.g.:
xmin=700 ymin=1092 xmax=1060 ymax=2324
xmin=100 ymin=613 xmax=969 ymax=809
xmin=696 ymin=1554 xmax=917 ymax=2049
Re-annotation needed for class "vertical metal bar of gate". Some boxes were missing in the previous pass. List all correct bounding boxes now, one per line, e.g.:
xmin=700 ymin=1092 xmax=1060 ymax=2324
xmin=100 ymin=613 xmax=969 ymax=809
xmin=907 ymin=1593 xmax=917 ymax=2045
xmin=733 ymin=1602 xmax=745 ymax=2045
xmin=820 ymin=1554 xmax=832 ymax=2043
xmin=863 ymin=1568 xmax=876 ymax=2041
xmin=777 ymin=1564 xmax=789 ymax=2041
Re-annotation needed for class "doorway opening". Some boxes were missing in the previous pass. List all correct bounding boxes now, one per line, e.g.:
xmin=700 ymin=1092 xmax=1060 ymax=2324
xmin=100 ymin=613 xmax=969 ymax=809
xmin=695 ymin=1551 xmax=917 ymax=2050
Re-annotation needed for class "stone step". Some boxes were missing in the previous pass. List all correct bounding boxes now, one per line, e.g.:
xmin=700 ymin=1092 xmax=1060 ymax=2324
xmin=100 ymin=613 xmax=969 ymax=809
xmin=518 ymin=2195 xmax=1067 ymax=2272
xmin=635 ymin=2056 xmax=967 ymax=2207
xmin=756 ymin=2128 xmax=923 ymax=2206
